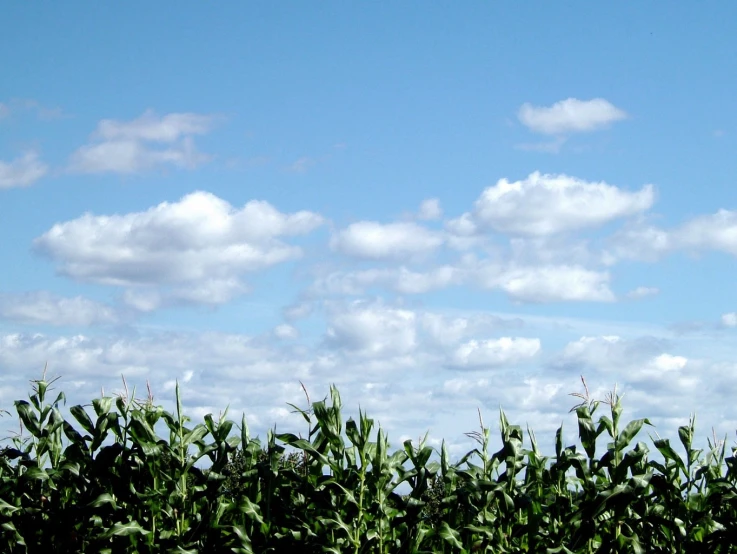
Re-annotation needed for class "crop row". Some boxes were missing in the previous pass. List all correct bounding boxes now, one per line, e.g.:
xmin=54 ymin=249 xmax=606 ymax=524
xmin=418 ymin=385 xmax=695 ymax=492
xmin=1 ymin=372 xmax=736 ymax=553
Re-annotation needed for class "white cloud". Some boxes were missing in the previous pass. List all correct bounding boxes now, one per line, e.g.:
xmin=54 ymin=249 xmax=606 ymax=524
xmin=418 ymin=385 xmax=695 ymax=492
xmin=609 ymin=224 xmax=672 ymax=262
xmin=274 ymin=324 xmax=299 ymax=340
xmin=70 ymin=137 xmax=209 ymax=174
xmin=626 ymin=286 xmax=659 ymax=299
xmin=325 ymin=303 xmax=417 ymax=357
xmin=515 ymin=136 xmax=567 ymax=154
xmin=283 ymin=302 xmax=314 ymax=321
xmin=0 ymin=98 xmax=67 ymax=120
xmin=68 ymin=110 xmax=215 ymax=174
xmin=95 ymin=110 xmax=213 ymax=142
xmin=421 ymin=314 xmax=470 ymax=347
xmin=722 ymin=313 xmax=737 ymax=328
xmin=284 ymin=156 xmax=316 ymax=174
xmin=418 ymin=198 xmax=442 ymax=220
xmin=449 ymin=172 xmax=654 ymax=237
xmin=675 ymin=210 xmax=737 ymax=256
xmin=555 ymin=335 xmax=696 ymax=393
xmin=0 ymin=292 xmax=119 ymax=326
xmin=518 ymin=98 xmax=628 ymax=135
xmin=0 ymin=151 xmax=48 ymax=189
xmin=475 ymin=263 xmax=615 ymax=303
xmin=330 ymin=221 xmax=443 ymax=260
xmin=508 ymin=236 xmax=614 ymax=267
xmin=121 ymin=289 xmax=164 ymax=313
xmin=448 ymin=337 xmax=541 ymax=370
xmin=2 ymin=317 xmax=736 ymax=460
xmin=612 ymin=210 xmax=737 ymax=262
xmin=554 ymin=335 xmax=673 ymax=376
xmin=312 ymin=266 xmax=463 ymax=296
xmin=122 ymin=278 xmax=251 ymax=312
xmin=34 ymin=192 xmax=324 ymax=306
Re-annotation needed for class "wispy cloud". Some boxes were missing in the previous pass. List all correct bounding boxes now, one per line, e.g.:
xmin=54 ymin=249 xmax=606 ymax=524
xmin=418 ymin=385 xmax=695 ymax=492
xmin=626 ymin=286 xmax=659 ymax=299
xmin=611 ymin=209 xmax=737 ymax=262
xmin=515 ymin=136 xmax=568 ymax=154
xmin=0 ymin=292 xmax=119 ymax=326
xmin=0 ymin=98 xmax=68 ymax=121
xmin=68 ymin=110 xmax=216 ymax=174
xmin=417 ymin=198 xmax=443 ymax=220
xmin=0 ymin=151 xmax=48 ymax=189
xmin=284 ymin=156 xmax=316 ymax=174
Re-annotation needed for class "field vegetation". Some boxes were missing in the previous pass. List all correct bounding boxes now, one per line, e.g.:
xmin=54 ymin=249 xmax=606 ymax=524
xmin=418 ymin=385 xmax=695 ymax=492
xmin=1 ymin=372 xmax=736 ymax=553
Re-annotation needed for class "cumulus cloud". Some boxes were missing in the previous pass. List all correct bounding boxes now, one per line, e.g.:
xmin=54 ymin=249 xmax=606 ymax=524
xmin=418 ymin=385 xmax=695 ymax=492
xmin=330 ymin=221 xmax=443 ymax=260
xmin=68 ymin=110 xmax=215 ymax=174
xmin=448 ymin=337 xmax=541 ymax=370
xmin=518 ymin=98 xmax=628 ymax=135
xmin=474 ymin=263 xmax=615 ymax=303
xmin=325 ymin=303 xmax=417 ymax=357
xmin=0 ymin=151 xmax=48 ymax=189
xmin=0 ymin=292 xmax=119 ymax=326
xmin=447 ymin=172 xmax=654 ymax=237
xmin=34 ymin=192 xmax=324 ymax=306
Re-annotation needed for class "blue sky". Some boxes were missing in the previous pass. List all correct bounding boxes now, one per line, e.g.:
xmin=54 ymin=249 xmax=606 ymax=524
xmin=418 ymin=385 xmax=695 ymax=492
xmin=2 ymin=2 xmax=737 ymax=455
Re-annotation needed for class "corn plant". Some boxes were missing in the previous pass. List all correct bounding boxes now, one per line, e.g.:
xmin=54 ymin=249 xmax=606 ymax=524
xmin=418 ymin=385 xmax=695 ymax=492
xmin=2 ymin=371 xmax=737 ymax=552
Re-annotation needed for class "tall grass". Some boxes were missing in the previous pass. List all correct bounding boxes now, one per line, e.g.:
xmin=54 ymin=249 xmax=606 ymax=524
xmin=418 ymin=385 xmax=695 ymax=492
xmin=1 ymin=371 xmax=736 ymax=552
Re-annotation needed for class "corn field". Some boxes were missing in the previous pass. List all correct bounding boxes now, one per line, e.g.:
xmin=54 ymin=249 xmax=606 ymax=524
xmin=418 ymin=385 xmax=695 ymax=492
xmin=1 ymin=373 xmax=737 ymax=553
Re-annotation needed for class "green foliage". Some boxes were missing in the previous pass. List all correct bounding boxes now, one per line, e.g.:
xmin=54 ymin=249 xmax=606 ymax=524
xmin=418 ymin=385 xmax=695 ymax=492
xmin=2 ymin=372 xmax=737 ymax=552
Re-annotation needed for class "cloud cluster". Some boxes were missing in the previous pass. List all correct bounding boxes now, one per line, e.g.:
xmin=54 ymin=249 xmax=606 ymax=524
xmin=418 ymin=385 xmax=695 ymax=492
xmin=1 ymin=313 xmax=733 ymax=458
xmin=34 ymin=191 xmax=324 ymax=307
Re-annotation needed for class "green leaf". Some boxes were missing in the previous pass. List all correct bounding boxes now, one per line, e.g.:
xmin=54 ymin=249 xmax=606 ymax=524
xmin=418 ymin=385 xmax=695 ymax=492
xmin=23 ymin=466 xmax=49 ymax=480
xmin=14 ymin=400 xmax=41 ymax=437
xmin=438 ymin=521 xmax=463 ymax=549
xmin=616 ymin=418 xmax=652 ymax=451
xmin=101 ymin=520 xmax=149 ymax=538
xmin=92 ymin=397 xmax=113 ymax=418
xmin=89 ymin=493 xmax=118 ymax=510
xmin=0 ymin=498 xmax=20 ymax=516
